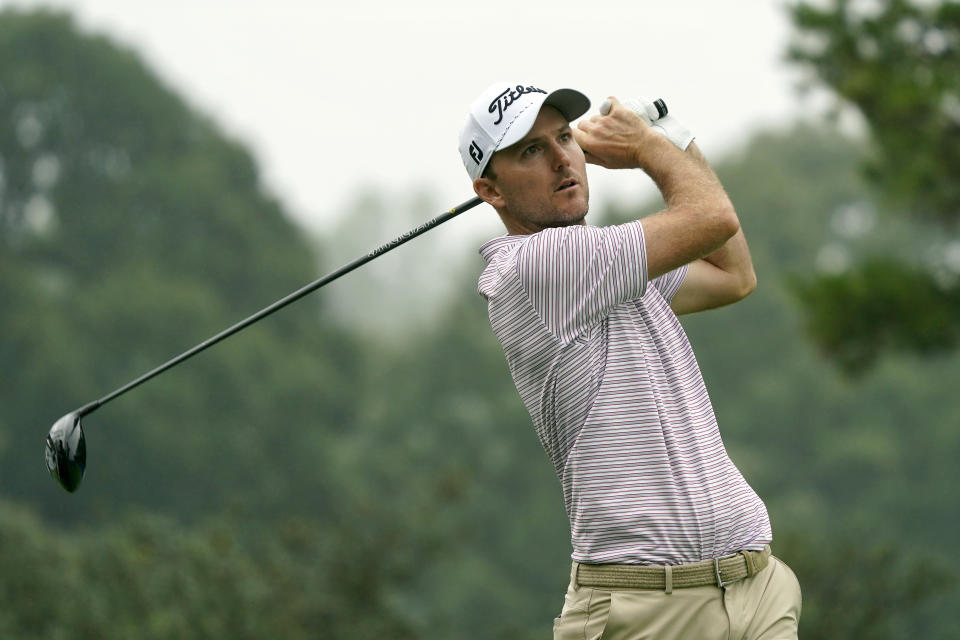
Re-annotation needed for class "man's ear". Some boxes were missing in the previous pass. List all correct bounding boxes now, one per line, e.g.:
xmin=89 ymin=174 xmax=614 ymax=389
xmin=473 ymin=176 xmax=503 ymax=209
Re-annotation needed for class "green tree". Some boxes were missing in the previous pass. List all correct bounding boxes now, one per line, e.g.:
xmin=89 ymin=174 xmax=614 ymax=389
xmin=0 ymin=500 xmax=422 ymax=639
xmin=775 ymin=531 xmax=954 ymax=639
xmin=787 ymin=0 xmax=960 ymax=372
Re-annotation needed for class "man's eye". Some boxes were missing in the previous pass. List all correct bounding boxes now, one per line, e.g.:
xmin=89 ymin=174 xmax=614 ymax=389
xmin=559 ymin=133 xmax=571 ymax=142
xmin=523 ymin=145 xmax=540 ymax=156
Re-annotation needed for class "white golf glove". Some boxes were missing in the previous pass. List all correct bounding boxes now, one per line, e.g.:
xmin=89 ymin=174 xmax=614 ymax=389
xmin=600 ymin=96 xmax=695 ymax=151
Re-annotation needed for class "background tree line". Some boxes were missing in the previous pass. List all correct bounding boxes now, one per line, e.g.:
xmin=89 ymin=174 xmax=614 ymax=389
xmin=1 ymin=3 xmax=957 ymax=638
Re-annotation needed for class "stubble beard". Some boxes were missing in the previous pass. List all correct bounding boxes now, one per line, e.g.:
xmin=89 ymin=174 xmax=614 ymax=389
xmin=499 ymin=176 xmax=590 ymax=232
xmin=512 ymin=198 xmax=588 ymax=230
xmin=547 ymin=204 xmax=589 ymax=227
xmin=548 ymin=186 xmax=590 ymax=228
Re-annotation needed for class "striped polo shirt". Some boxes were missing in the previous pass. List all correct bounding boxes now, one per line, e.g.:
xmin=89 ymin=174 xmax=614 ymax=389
xmin=478 ymin=220 xmax=771 ymax=565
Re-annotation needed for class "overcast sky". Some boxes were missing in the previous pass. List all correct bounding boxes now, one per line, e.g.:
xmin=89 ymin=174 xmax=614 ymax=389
xmin=5 ymin=0 xmax=811 ymax=237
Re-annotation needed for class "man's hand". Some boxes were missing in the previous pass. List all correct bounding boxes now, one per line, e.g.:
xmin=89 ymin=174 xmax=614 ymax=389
xmin=612 ymin=96 xmax=696 ymax=151
xmin=572 ymin=97 xmax=675 ymax=170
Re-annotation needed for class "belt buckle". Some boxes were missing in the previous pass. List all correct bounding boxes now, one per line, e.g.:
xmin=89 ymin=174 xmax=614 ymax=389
xmin=714 ymin=558 xmax=727 ymax=588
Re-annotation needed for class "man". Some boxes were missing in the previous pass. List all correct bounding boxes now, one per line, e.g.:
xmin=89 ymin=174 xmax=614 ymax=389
xmin=459 ymin=83 xmax=801 ymax=639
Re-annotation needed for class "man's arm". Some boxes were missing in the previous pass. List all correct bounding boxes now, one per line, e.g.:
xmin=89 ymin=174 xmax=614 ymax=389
xmin=668 ymin=143 xmax=756 ymax=315
xmin=573 ymin=98 xmax=742 ymax=289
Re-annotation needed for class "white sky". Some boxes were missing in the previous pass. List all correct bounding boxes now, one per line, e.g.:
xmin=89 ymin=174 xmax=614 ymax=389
xmin=4 ymin=0 xmax=807 ymax=236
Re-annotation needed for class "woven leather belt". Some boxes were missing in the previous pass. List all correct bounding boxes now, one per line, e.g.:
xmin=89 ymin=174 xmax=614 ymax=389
xmin=575 ymin=546 xmax=771 ymax=591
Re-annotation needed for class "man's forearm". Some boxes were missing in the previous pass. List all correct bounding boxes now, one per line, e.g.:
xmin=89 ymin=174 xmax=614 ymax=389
xmin=683 ymin=144 xmax=756 ymax=291
xmin=636 ymin=138 xmax=740 ymax=278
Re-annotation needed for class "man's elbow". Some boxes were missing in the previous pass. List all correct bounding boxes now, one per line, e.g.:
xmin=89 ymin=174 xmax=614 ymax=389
xmin=716 ymin=204 xmax=754 ymax=301
xmin=734 ymin=268 xmax=757 ymax=302
xmin=701 ymin=201 xmax=739 ymax=252
xmin=715 ymin=204 xmax=740 ymax=244
xmin=742 ymin=269 xmax=758 ymax=298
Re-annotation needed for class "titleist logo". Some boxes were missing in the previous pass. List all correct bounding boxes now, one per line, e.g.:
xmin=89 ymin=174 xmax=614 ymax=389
xmin=489 ymin=85 xmax=547 ymax=125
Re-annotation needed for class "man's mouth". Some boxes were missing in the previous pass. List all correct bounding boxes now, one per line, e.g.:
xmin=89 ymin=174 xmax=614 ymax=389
xmin=555 ymin=179 xmax=578 ymax=192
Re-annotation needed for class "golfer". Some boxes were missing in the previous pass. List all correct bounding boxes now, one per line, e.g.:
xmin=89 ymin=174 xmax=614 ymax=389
xmin=459 ymin=82 xmax=801 ymax=639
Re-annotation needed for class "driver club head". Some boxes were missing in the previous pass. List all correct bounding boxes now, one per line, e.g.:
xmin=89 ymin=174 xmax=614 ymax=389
xmin=45 ymin=412 xmax=86 ymax=492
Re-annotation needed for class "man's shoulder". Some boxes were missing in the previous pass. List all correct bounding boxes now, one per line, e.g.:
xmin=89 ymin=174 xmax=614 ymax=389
xmin=478 ymin=235 xmax=525 ymax=301
xmin=479 ymin=222 xmax=643 ymax=261
xmin=479 ymin=234 xmax=525 ymax=264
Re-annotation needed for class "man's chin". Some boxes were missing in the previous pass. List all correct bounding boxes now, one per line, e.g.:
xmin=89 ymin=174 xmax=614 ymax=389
xmin=505 ymin=199 xmax=589 ymax=233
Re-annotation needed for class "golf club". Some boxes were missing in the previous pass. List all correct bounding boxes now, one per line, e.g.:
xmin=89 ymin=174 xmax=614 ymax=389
xmin=45 ymin=196 xmax=484 ymax=493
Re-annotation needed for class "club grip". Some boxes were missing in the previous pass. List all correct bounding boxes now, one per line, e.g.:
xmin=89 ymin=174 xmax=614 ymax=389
xmin=653 ymin=99 xmax=668 ymax=119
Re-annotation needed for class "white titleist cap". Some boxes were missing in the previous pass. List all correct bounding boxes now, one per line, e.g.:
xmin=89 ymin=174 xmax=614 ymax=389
xmin=459 ymin=82 xmax=590 ymax=181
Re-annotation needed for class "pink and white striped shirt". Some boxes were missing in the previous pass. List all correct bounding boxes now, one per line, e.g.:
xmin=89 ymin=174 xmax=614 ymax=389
xmin=478 ymin=220 xmax=771 ymax=565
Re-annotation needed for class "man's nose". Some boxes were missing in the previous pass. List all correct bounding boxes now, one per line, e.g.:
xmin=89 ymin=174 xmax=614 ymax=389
xmin=550 ymin=142 xmax=572 ymax=170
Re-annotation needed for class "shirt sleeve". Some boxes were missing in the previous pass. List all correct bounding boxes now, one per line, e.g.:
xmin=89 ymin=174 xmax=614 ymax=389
xmin=516 ymin=221 xmax=647 ymax=343
xmin=651 ymin=263 xmax=689 ymax=304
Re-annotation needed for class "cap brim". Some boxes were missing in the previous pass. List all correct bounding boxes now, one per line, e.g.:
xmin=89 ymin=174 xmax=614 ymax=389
xmin=544 ymin=88 xmax=591 ymax=123
xmin=497 ymin=87 xmax=591 ymax=152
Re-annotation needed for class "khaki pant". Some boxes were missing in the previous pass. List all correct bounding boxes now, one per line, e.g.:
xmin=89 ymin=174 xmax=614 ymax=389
xmin=553 ymin=555 xmax=802 ymax=640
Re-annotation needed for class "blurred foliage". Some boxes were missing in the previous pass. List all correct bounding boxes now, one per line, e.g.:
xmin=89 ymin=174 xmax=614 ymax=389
xmin=790 ymin=0 xmax=960 ymax=220
xmin=0 ymin=7 xmax=957 ymax=640
xmin=0 ymin=500 xmax=420 ymax=639
xmin=792 ymin=257 xmax=960 ymax=372
xmin=787 ymin=0 xmax=960 ymax=372
xmin=775 ymin=530 xmax=955 ymax=639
